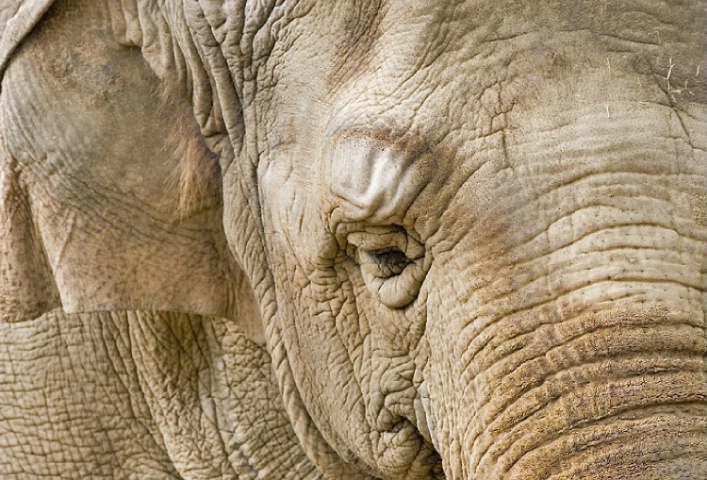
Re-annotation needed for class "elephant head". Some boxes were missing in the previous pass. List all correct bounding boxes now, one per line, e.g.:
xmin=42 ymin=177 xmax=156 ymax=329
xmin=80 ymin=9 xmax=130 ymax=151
xmin=207 ymin=1 xmax=707 ymax=478
xmin=0 ymin=0 xmax=704 ymax=479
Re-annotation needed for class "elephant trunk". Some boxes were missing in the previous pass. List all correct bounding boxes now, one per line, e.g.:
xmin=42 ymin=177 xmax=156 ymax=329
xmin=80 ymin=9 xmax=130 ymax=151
xmin=422 ymin=230 xmax=706 ymax=479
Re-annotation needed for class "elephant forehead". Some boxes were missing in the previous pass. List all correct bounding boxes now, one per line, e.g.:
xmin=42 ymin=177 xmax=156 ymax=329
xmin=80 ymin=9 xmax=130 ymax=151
xmin=326 ymin=134 xmax=430 ymax=223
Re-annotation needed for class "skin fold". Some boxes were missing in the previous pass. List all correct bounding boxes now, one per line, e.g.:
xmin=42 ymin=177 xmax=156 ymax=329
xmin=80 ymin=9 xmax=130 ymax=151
xmin=1 ymin=0 xmax=705 ymax=479
xmin=0 ymin=1 xmax=318 ymax=477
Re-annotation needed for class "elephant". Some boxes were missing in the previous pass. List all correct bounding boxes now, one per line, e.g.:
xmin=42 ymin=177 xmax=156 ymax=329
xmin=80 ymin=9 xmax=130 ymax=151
xmin=1 ymin=0 xmax=705 ymax=479
xmin=0 ymin=1 xmax=321 ymax=478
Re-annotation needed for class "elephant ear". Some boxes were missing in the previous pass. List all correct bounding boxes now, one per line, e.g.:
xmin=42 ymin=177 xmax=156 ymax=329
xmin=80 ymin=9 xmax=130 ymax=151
xmin=0 ymin=3 xmax=59 ymax=323
xmin=0 ymin=0 xmax=54 ymax=81
xmin=0 ymin=140 xmax=61 ymax=322
xmin=115 ymin=1 xmax=266 ymax=340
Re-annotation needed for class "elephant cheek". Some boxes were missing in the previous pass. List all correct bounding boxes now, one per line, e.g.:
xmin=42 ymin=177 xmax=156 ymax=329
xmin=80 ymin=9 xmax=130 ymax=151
xmin=422 ymin=267 xmax=706 ymax=479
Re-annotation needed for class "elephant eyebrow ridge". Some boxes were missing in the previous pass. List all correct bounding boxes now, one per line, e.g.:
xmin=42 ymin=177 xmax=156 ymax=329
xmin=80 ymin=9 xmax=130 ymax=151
xmin=327 ymin=133 xmax=431 ymax=225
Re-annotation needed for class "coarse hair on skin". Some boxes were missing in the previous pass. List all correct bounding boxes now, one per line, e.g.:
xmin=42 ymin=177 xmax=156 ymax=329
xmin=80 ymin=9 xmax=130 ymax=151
xmin=157 ymin=81 xmax=220 ymax=218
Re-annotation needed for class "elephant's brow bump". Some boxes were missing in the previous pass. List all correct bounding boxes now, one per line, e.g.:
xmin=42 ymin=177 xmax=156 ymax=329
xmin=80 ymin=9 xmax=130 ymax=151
xmin=326 ymin=132 xmax=431 ymax=225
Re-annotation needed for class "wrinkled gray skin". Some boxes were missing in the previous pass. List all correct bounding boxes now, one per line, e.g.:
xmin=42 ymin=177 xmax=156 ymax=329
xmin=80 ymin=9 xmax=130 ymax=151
xmin=1 ymin=0 xmax=706 ymax=479
xmin=0 ymin=1 xmax=321 ymax=478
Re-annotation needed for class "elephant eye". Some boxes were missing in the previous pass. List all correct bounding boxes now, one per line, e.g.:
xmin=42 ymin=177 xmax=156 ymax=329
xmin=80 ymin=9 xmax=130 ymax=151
xmin=361 ymin=247 xmax=412 ymax=278
xmin=342 ymin=228 xmax=428 ymax=309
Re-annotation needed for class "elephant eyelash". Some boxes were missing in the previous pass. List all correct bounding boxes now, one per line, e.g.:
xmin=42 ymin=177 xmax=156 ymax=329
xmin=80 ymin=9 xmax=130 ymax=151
xmin=362 ymin=248 xmax=411 ymax=277
xmin=342 ymin=227 xmax=425 ymax=281
xmin=340 ymin=228 xmax=428 ymax=308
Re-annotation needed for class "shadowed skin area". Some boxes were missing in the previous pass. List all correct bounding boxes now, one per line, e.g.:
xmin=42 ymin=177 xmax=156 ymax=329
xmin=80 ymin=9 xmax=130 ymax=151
xmin=0 ymin=0 xmax=705 ymax=479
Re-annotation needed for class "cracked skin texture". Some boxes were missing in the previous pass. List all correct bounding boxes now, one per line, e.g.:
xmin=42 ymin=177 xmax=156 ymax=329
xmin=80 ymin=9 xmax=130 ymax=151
xmin=1 ymin=0 xmax=706 ymax=479
xmin=0 ymin=310 xmax=322 ymax=479
xmin=0 ymin=2 xmax=321 ymax=477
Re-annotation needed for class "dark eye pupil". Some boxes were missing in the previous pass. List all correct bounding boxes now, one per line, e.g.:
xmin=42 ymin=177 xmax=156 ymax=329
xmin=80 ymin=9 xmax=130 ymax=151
xmin=371 ymin=249 xmax=408 ymax=267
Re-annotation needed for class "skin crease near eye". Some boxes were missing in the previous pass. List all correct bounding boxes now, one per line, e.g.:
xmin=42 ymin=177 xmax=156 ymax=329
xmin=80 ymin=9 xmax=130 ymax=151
xmin=360 ymin=248 xmax=409 ymax=277
xmin=346 ymin=230 xmax=429 ymax=309
xmin=370 ymin=249 xmax=408 ymax=269
xmin=324 ymin=135 xmax=433 ymax=308
xmin=346 ymin=230 xmax=425 ymax=261
xmin=327 ymin=135 xmax=429 ymax=225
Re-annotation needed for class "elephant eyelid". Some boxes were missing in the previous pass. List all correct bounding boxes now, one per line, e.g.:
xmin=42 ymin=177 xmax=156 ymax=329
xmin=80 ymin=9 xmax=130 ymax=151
xmin=335 ymin=227 xmax=429 ymax=309
xmin=344 ymin=229 xmax=425 ymax=259
xmin=367 ymin=248 xmax=409 ymax=266
xmin=357 ymin=247 xmax=411 ymax=278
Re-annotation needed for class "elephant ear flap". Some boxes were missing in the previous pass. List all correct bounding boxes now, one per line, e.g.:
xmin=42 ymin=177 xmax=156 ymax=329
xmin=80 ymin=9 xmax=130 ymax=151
xmin=0 ymin=0 xmax=55 ymax=82
xmin=0 ymin=143 xmax=61 ymax=322
xmin=230 ymin=268 xmax=267 ymax=346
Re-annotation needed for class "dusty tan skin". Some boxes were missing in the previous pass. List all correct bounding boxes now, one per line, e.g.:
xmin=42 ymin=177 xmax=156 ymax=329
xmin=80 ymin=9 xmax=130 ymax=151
xmin=0 ymin=1 xmax=319 ymax=478
xmin=1 ymin=0 xmax=706 ymax=479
